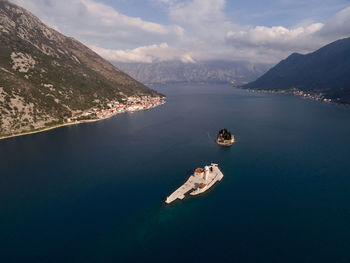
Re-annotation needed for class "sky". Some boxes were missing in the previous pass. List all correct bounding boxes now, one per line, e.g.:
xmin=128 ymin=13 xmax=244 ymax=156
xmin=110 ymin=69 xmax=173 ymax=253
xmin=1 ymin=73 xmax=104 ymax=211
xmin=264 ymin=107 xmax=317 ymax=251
xmin=10 ymin=0 xmax=350 ymax=64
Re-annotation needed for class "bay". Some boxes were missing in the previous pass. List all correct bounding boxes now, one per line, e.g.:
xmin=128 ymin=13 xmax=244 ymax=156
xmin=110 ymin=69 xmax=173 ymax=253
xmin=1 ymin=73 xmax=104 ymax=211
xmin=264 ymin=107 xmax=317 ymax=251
xmin=1 ymin=83 xmax=350 ymax=262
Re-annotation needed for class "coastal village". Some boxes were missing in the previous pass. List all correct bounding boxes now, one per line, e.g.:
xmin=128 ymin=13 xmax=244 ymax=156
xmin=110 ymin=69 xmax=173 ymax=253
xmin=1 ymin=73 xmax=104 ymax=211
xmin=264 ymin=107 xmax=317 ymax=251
xmin=248 ymin=88 xmax=333 ymax=103
xmin=67 ymin=96 xmax=165 ymax=123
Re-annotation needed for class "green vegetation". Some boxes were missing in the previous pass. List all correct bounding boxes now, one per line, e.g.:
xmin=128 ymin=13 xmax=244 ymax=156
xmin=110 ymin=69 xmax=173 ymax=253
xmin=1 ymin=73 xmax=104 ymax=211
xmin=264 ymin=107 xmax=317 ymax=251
xmin=0 ymin=0 xmax=164 ymax=137
xmin=217 ymin=128 xmax=232 ymax=141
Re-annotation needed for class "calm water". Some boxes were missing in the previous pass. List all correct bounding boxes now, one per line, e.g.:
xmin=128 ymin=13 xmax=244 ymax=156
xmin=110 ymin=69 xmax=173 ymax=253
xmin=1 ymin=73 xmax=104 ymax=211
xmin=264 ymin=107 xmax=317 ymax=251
xmin=1 ymin=83 xmax=350 ymax=263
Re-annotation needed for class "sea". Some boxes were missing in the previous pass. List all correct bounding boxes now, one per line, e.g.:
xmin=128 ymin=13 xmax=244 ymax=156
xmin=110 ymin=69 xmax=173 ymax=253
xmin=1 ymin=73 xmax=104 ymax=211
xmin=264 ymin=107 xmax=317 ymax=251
xmin=1 ymin=83 xmax=350 ymax=263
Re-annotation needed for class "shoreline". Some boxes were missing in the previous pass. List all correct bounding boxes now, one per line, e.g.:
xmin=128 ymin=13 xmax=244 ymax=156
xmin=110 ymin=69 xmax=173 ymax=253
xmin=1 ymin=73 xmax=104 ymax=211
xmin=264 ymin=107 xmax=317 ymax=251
xmin=0 ymin=102 xmax=165 ymax=141
xmin=243 ymin=88 xmax=350 ymax=108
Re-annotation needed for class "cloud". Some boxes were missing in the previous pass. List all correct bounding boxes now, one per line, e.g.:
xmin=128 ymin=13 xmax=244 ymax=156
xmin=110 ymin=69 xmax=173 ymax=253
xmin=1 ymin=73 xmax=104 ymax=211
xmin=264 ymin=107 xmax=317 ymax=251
xmin=80 ymin=0 xmax=167 ymax=34
xmin=169 ymin=0 xmax=226 ymax=26
xmin=226 ymin=23 xmax=324 ymax=52
xmin=317 ymin=6 xmax=350 ymax=40
xmin=11 ymin=0 xmax=184 ymax=49
xmin=89 ymin=43 xmax=196 ymax=63
xmin=223 ymin=5 xmax=350 ymax=62
xmin=9 ymin=0 xmax=350 ymax=64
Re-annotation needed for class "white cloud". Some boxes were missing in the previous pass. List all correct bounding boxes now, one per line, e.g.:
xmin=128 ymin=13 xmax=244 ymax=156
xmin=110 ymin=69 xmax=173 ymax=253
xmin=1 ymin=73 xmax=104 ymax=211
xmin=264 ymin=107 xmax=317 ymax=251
xmin=181 ymin=54 xmax=196 ymax=63
xmin=169 ymin=0 xmax=226 ymax=26
xmin=226 ymin=23 xmax=324 ymax=52
xmin=89 ymin=43 xmax=196 ymax=63
xmin=80 ymin=0 xmax=167 ymax=34
xmin=318 ymin=6 xmax=350 ymax=40
xmin=223 ymin=5 xmax=350 ymax=62
xmin=9 ymin=0 xmax=350 ymax=64
xmin=11 ymin=0 xmax=184 ymax=49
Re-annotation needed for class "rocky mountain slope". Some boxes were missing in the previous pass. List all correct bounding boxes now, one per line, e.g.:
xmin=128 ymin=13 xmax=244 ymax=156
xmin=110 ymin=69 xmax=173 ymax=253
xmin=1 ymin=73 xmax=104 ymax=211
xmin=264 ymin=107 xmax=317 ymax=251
xmin=243 ymin=37 xmax=350 ymax=104
xmin=115 ymin=61 xmax=271 ymax=85
xmin=0 ymin=0 xmax=162 ymax=137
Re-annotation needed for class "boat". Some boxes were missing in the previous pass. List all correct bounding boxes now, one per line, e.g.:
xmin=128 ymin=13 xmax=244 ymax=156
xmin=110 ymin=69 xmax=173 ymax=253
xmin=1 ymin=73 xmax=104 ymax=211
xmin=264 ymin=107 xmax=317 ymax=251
xmin=216 ymin=128 xmax=235 ymax=146
xmin=165 ymin=163 xmax=224 ymax=204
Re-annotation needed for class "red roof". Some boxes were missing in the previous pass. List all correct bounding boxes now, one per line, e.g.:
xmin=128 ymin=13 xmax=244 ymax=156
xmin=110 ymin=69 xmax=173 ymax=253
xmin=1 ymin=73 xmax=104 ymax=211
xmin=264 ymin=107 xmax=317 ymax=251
xmin=195 ymin=168 xmax=205 ymax=173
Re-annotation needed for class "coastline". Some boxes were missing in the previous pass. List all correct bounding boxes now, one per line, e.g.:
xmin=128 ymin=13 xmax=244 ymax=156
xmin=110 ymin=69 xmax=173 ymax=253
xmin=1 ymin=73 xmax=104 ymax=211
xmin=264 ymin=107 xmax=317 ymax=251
xmin=0 ymin=101 xmax=165 ymax=141
xmin=243 ymin=88 xmax=350 ymax=108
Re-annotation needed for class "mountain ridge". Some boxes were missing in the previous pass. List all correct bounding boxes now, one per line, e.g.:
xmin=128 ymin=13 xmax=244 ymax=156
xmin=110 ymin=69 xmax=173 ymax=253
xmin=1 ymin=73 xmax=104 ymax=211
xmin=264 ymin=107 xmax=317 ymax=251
xmin=243 ymin=37 xmax=350 ymax=104
xmin=0 ymin=0 xmax=163 ymax=137
xmin=115 ymin=60 xmax=272 ymax=85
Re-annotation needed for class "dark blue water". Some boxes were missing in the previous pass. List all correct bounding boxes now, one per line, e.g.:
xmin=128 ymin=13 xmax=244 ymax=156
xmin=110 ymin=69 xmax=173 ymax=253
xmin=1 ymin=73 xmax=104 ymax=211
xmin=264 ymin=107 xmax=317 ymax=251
xmin=1 ymin=83 xmax=350 ymax=263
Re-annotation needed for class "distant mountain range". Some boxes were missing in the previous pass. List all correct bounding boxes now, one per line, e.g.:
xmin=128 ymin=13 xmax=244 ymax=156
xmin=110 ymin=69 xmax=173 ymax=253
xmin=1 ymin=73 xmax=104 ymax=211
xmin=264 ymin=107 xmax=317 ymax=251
xmin=115 ymin=61 xmax=272 ymax=85
xmin=243 ymin=37 xmax=350 ymax=104
xmin=0 ymin=0 xmax=161 ymax=137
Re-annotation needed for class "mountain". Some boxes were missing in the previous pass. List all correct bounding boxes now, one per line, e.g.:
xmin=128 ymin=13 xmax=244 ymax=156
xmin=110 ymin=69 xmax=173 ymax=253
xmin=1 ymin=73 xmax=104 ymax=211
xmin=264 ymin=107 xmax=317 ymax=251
xmin=243 ymin=37 xmax=350 ymax=104
xmin=0 ymin=0 xmax=162 ymax=137
xmin=114 ymin=61 xmax=271 ymax=85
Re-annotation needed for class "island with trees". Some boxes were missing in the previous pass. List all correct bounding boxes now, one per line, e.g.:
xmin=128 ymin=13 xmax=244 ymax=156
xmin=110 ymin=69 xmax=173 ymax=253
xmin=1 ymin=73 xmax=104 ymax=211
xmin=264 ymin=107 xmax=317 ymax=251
xmin=216 ymin=128 xmax=235 ymax=146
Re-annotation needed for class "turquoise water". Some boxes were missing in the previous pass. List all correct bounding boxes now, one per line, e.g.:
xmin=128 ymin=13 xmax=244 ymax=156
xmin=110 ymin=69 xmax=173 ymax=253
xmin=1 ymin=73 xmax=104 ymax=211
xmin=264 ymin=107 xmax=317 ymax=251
xmin=1 ymin=83 xmax=350 ymax=262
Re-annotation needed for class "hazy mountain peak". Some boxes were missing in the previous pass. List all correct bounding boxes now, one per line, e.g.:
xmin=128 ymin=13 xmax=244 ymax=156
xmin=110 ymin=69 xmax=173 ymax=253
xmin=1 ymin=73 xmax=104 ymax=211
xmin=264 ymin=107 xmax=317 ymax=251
xmin=115 ymin=60 xmax=272 ymax=85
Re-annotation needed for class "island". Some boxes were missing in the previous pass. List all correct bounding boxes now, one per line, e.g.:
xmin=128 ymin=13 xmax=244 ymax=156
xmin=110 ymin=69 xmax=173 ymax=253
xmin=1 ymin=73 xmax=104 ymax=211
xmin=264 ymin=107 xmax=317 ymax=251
xmin=165 ymin=164 xmax=224 ymax=204
xmin=216 ymin=128 xmax=235 ymax=146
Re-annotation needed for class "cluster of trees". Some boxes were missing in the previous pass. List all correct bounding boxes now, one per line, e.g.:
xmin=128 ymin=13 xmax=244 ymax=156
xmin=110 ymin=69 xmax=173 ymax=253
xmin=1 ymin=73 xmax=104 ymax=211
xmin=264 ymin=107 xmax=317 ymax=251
xmin=218 ymin=128 xmax=232 ymax=140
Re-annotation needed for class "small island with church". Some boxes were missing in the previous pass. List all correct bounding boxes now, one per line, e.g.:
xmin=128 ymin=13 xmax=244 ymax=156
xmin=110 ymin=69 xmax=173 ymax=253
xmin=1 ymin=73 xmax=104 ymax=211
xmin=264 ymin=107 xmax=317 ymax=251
xmin=216 ymin=128 xmax=235 ymax=146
